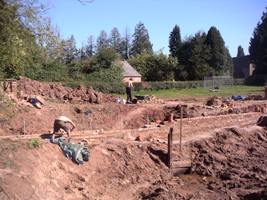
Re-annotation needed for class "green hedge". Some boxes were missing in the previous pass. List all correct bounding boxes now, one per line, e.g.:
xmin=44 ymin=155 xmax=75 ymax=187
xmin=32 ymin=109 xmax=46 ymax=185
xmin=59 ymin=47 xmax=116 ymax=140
xmin=63 ymin=79 xmax=245 ymax=94
xmin=63 ymin=81 xmax=125 ymax=94
xmin=1 ymin=77 xmax=244 ymax=95
xmin=134 ymin=79 xmax=244 ymax=91
xmin=88 ymin=82 xmax=124 ymax=94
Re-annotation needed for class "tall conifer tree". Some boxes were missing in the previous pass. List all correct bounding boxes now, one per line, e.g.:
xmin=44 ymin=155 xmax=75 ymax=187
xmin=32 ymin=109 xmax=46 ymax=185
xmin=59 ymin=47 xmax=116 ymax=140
xmin=249 ymin=8 xmax=267 ymax=74
xmin=130 ymin=22 xmax=153 ymax=56
xmin=169 ymin=25 xmax=182 ymax=58
xmin=109 ymin=27 xmax=122 ymax=54
xmin=205 ymin=26 xmax=229 ymax=75
xmin=237 ymin=45 xmax=245 ymax=57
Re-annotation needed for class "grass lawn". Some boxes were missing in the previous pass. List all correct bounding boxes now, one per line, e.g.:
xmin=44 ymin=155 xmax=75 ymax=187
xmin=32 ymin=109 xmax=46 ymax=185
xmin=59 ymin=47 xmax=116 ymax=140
xmin=130 ymin=85 xmax=264 ymax=100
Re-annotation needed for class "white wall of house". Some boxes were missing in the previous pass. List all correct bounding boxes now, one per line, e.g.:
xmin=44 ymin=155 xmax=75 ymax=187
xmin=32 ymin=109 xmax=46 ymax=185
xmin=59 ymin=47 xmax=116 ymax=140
xmin=123 ymin=76 xmax=141 ymax=83
xmin=249 ymin=64 xmax=256 ymax=76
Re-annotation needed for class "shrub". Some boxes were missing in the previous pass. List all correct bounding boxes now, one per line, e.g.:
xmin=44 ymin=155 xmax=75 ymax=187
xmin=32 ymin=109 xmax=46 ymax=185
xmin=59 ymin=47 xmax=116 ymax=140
xmin=91 ymin=48 xmax=118 ymax=69
xmin=88 ymin=82 xmax=124 ymax=94
xmin=28 ymin=139 xmax=40 ymax=149
xmin=67 ymin=62 xmax=83 ymax=80
xmin=85 ymin=64 xmax=123 ymax=83
xmin=25 ymin=61 xmax=69 ymax=82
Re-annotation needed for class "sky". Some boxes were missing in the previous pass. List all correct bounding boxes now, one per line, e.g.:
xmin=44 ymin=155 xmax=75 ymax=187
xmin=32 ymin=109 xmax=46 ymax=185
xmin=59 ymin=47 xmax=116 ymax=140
xmin=47 ymin=0 xmax=267 ymax=57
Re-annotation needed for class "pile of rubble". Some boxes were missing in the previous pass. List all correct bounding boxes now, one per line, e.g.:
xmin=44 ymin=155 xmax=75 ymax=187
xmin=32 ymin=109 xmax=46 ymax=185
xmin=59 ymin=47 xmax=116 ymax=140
xmin=164 ymin=104 xmax=201 ymax=119
xmin=206 ymin=96 xmax=223 ymax=107
xmin=17 ymin=77 xmax=114 ymax=103
xmin=135 ymin=95 xmax=164 ymax=104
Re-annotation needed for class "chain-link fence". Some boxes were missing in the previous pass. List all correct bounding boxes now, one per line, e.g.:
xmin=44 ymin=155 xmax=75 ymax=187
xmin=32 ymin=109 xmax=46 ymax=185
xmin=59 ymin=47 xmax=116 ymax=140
xmin=203 ymin=76 xmax=243 ymax=89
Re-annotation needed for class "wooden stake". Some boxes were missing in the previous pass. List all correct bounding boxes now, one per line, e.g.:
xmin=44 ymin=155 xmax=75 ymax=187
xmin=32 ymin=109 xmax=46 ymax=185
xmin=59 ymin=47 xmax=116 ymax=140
xmin=82 ymin=116 xmax=85 ymax=134
xmin=167 ymin=127 xmax=173 ymax=168
xmin=180 ymin=106 xmax=183 ymax=154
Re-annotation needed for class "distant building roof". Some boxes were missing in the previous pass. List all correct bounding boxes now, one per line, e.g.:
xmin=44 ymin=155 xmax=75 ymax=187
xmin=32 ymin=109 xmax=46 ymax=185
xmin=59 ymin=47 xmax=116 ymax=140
xmin=120 ymin=61 xmax=141 ymax=77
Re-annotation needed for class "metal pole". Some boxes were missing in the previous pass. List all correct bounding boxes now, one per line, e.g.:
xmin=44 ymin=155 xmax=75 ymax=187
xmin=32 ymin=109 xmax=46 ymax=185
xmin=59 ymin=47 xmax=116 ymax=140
xmin=167 ymin=127 xmax=173 ymax=168
xmin=180 ymin=106 xmax=183 ymax=154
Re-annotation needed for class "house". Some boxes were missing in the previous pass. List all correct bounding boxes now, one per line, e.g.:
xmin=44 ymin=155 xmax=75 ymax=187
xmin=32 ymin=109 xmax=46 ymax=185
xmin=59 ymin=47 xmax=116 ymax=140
xmin=120 ymin=61 xmax=142 ymax=83
xmin=232 ymin=55 xmax=255 ymax=78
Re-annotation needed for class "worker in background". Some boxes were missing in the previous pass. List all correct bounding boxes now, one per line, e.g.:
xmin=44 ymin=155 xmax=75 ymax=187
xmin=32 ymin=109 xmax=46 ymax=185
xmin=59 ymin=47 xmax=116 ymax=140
xmin=126 ymin=78 xmax=134 ymax=103
xmin=52 ymin=116 xmax=76 ymax=140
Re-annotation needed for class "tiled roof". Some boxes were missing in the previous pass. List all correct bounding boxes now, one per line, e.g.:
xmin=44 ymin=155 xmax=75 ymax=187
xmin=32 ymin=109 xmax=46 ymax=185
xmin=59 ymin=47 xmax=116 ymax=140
xmin=120 ymin=61 xmax=141 ymax=77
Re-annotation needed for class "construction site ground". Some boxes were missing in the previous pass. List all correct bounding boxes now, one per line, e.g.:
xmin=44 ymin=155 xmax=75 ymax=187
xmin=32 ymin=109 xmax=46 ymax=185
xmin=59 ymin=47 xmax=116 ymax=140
xmin=0 ymin=79 xmax=267 ymax=200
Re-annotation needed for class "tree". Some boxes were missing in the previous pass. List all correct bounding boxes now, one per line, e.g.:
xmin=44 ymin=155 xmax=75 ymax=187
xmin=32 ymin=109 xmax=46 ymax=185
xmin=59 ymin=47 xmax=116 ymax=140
xmin=0 ymin=0 xmax=39 ymax=78
xmin=109 ymin=27 xmax=121 ymax=54
xmin=225 ymin=48 xmax=233 ymax=76
xmin=96 ymin=30 xmax=109 ymax=52
xmin=85 ymin=35 xmax=95 ymax=57
xmin=249 ymin=8 xmax=267 ymax=75
xmin=176 ymin=38 xmax=192 ymax=80
xmin=237 ymin=45 xmax=245 ymax=57
xmin=145 ymin=53 xmax=175 ymax=81
xmin=78 ymin=45 xmax=86 ymax=60
xmin=130 ymin=22 xmax=153 ymax=56
xmin=85 ymin=64 xmax=123 ymax=83
xmin=176 ymin=33 xmax=213 ymax=80
xmin=187 ymin=32 xmax=213 ymax=80
xmin=35 ymin=17 xmax=63 ymax=62
xmin=92 ymin=48 xmax=117 ymax=69
xmin=169 ymin=25 xmax=182 ymax=58
xmin=120 ymin=27 xmax=131 ymax=59
xmin=205 ymin=26 xmax=228 ymax=75
xmin=9 ymin=0 xmax=47 ymax=32
xmin=128 ymin=53 xmax=176 ymax=81
xmin=64 ymin=35 xmax=77 ymax=64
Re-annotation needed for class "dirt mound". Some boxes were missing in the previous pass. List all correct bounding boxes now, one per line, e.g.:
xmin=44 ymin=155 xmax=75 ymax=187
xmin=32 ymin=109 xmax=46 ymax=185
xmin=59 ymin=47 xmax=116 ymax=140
xmin=0 ymin=138 xmax=172 ymax=199
xmin=17 ymin=76 xmax=114 ymax=103
xmin=123 ymin=106 xmax=166 ymax=129
xmin=228 ymin=104 xmax=267 ymax=114
xmin=206 ymin=96 xmax=223 ymax=106
xmin=245 ymin=94 xmax=265 ymax=101
xmin=191 ymin=127 xmax=267 ymax=199
xmin=164 ymin=104 xmax=201 ymax=119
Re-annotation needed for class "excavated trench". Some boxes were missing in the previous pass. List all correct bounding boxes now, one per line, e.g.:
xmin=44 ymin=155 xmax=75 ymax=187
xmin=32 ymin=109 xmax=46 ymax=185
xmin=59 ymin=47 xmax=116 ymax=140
xmin=1 ymin=77 xmax=267 ymax=199
xmin=0 ymin=125 xmax=267 ymax=200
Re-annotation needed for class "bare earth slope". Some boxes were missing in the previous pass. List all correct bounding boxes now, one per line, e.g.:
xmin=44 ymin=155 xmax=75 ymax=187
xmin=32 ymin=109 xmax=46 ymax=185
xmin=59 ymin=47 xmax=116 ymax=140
xmin=0 ymin=126 xmax=267 ymax=200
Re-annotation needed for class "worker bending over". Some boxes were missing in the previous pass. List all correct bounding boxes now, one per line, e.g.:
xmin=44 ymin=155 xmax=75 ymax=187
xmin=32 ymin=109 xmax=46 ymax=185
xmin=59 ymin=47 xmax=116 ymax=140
xmin=52 ymin=116 xmax=76 ymax=139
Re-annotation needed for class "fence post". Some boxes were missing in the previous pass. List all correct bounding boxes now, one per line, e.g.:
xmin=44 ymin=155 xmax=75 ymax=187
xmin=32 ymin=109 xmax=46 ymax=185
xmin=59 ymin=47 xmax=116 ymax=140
xmin=180 ymin=106 xmax=183 ymax=154
xmin=167 ymin=127 xmax=173 ymax=168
